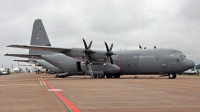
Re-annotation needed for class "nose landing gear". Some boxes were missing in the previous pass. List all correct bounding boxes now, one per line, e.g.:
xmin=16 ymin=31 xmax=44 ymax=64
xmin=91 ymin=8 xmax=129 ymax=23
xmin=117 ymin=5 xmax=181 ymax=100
xmin=168 ymin=73 xmax=177 ymax=79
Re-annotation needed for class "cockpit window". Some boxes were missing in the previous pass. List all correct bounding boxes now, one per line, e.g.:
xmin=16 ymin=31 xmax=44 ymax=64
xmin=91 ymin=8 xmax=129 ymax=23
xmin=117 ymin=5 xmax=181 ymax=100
xmin=171 ymin=51 xmax=179 ymax=56
xmin=171 ymin=51 xmax=186 ymax=57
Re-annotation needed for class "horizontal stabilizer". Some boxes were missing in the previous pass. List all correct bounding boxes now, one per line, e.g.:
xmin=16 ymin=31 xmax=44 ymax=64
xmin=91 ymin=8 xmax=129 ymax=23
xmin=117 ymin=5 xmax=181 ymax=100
xmin=4 ymin=53 xmax=41 ymax=59
xmin=14 ymin=60 xmax=36 ymax=62
xmin=7 ymin=45 xmax=71 ymax=53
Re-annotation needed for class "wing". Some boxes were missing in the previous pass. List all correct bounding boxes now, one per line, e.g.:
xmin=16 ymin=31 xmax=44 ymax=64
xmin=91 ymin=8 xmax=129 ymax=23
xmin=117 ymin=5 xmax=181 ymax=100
xmin=4 ymin=53 xmax=42 ymax=59
xmin=7 ymin=45 xmax=71 ymax=53
xmin=7 ymin=44 xmax=111 ymax=63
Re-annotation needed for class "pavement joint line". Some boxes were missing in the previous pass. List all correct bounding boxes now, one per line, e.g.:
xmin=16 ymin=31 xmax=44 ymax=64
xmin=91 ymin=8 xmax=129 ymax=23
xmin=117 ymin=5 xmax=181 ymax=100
xmin=131 ymin=80 xmax=200 ymax=87
xmin=0 ymin=79 xmax=37 ymax=82
xmin=42 ymin=77 xmax=81 ymax=112
xmin=0 ymin=84 xmax=39 ymax=87
xmin=119 ymin=82 xmax=200 ymax=95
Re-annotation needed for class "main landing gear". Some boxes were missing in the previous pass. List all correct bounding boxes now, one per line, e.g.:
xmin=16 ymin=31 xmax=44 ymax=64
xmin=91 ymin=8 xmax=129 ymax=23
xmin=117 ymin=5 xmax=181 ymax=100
xmin=168 ymin=73 xmax=177 ymax=79
xmin=106 ymin=74 xmax=121 ymax=78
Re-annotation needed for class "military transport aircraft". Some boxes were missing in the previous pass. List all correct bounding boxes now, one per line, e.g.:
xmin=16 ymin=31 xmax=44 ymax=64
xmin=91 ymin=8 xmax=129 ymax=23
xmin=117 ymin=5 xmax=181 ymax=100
xmin=5 ymin=19 xmax=63 ymax=74
xmin=6 ymin=20 xmax=195 ymax=79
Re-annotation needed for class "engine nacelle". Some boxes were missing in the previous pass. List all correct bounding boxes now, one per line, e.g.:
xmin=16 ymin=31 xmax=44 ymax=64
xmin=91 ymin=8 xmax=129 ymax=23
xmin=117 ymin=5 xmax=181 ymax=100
xmin=104 ymin=64 xmax=121 ymax=75
xmin=65 ymin=49 xmax=107 ymax=61
xmin=80 ymin=63 xmax=121 ymax=75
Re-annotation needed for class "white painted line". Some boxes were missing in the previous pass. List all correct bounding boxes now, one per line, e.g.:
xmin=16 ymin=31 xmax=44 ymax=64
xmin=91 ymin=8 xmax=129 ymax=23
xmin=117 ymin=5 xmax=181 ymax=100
xmin=46 ymin=89 xmax=63 ymax=91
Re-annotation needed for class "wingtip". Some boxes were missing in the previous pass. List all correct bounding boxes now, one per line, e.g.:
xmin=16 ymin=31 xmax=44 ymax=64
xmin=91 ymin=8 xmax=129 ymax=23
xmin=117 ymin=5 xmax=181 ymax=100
xmin=6 ymin=45 xmax=12 ymax=47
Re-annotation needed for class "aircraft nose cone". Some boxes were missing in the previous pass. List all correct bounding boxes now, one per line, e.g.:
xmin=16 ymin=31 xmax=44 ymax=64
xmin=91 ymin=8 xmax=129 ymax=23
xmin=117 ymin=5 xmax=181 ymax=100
xmin=182 ymin=59 xmax=195 ymax=71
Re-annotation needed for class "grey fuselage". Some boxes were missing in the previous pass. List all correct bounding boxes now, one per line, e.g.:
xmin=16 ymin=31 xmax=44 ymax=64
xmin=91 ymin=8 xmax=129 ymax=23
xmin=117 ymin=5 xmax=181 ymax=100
xmin=40 ymin=48 xmax=194 ymax=76
xmin=36 ymin=60 xmax=63 ymax=73
xmin=27 ymin=58 xmax=63 ymax=73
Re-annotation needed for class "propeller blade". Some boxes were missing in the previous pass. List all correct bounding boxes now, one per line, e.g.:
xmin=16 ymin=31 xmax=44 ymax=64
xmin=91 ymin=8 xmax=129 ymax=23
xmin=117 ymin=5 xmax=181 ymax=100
xmin=88 ymin=41 xmax=92 ymax=49
xmin=110 ymin=56 xmax=113 ymax=64
xmin=82 ymin=38 xmax=88 ymax=49
xmin=154 ymin=45 xmax=156 ymax=49
xmin=139 ymin=45 xmax=142 ymax=49
xmin=110 ymin=43 xmax=113 ymax=51
xmin=104 ymin=41 xmax=109 ymax=52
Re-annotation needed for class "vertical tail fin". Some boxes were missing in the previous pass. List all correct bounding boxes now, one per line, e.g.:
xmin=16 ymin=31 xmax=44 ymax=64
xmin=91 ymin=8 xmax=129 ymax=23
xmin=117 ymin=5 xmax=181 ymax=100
xmin=29 ymin=19 xmax=54 ymax=55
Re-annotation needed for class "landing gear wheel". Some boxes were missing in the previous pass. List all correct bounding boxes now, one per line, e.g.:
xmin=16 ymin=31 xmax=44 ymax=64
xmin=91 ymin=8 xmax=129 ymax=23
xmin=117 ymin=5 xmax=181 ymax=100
xmin=173 ymin=74 xmax=177 ymax=79
xmin=114 ymin=74 xmax=120 ymax=78
xmin=98 ymin=75 xmax=105 ymax=78
xmin=93 ymin=76 xmax=97 ymax=78
xmin=168 ymin=74 xmax=176 ymax=79
xmin=106 ymin=74 xmax=112 ymax=78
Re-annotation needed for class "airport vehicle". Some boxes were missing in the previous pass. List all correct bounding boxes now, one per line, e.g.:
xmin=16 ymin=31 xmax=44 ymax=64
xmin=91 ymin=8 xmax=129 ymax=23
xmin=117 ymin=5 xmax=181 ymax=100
xmin=183 ymin=65 xmax=198 ymax=75
xmin=196 ymin=64 xmax=200 ymax=74
xmin=1 ymin=70 xmax=9 ymax=75
xmin=6 ymin=19 xmax=195 ymax=79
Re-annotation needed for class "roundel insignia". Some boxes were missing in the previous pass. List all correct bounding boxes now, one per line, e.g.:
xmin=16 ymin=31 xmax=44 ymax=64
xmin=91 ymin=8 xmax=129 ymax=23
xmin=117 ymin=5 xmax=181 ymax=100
xmin=36 ymin=33 xmax=40 ymax=39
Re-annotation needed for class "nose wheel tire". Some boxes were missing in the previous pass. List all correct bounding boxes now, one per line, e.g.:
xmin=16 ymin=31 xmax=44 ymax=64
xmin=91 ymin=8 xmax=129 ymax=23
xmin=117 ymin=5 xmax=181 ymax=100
xmin=168 ymin=74 xmax=177 ymax=79
xmin=106 ymin=74 xmax=112 ymax=78
xmin=114 ymin=74 xmax=120 ymax=78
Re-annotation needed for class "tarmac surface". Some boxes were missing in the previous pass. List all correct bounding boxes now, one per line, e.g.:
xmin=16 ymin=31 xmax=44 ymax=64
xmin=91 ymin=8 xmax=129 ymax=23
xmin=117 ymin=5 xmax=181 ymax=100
xmin=0 ymin=73 xmax=200 ymax=112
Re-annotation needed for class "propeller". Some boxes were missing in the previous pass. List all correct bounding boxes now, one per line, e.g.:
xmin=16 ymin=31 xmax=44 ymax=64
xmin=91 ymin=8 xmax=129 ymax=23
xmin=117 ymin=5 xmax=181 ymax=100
xmin=104 ymin=41 xmax=115 ymax=65
xmin=82 ymin=38 xmax=94 ymax=64
xmin=139 ymin=45 xmax=142 ymax=49
xmin=154 ymin=45 xmax=156 ymax=49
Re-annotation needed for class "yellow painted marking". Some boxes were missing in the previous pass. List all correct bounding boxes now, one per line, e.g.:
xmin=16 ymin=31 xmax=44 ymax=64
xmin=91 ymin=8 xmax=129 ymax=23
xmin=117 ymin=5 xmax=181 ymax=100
xmin=38 ymin=78 xmax=43 ymax=85
xmin=41 ymin=78 xmax=46 ymax=85
xmin=38 ymin=78 xmax=46 ymax=85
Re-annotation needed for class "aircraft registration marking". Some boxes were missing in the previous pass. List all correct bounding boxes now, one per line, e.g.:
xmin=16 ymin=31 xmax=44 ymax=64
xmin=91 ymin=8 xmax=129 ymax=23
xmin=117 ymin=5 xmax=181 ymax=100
xmin=133 ymin=55 xmax=155 ymax=58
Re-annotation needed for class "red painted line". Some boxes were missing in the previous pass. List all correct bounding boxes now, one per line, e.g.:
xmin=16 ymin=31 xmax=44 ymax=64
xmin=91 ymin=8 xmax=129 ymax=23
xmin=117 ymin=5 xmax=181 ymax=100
xmin=42 ymin=78 xmax=81 ymax=112
xmin=120 ymin=54 xmax=123 ymax=71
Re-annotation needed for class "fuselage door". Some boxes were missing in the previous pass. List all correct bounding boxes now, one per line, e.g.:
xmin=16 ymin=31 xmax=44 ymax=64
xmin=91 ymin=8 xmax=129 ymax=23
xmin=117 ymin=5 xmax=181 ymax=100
xmin=126 ymin=60 xmax=131 ymax=69
xmin=120 ymin=53 xmax=139 ymax=74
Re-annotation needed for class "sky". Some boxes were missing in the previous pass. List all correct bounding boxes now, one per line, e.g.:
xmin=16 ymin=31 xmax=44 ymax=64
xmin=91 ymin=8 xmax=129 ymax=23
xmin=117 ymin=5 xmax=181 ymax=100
xmin=0 ymin=0 xmax=200 ymax=69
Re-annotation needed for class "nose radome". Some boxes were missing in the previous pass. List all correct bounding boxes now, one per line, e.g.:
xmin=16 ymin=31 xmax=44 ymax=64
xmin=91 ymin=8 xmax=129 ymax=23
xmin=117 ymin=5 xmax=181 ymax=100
xmin=182 ymin=59 xmax=195 ymax=71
